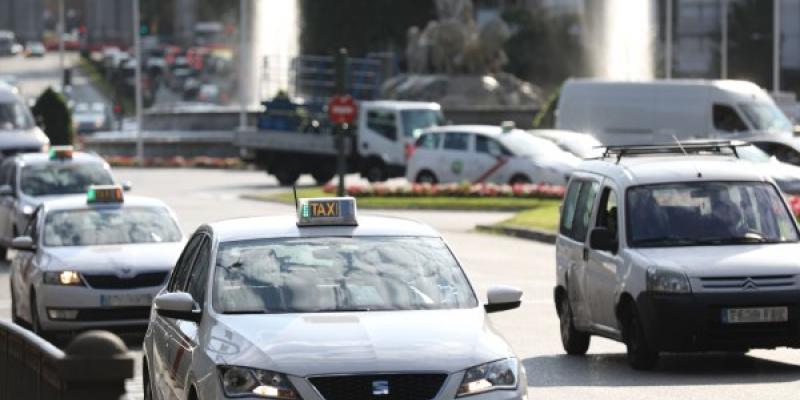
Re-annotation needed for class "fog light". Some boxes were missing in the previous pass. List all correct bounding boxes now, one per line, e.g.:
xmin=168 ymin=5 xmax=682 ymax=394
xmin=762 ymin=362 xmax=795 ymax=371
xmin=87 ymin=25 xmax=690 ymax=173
xmin=47 ymin=309 xmax=78 ymax=320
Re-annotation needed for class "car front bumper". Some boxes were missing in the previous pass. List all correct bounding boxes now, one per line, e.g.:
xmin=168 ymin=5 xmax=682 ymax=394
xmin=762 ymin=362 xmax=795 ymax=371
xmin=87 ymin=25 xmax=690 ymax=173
xmin=636 ymin=290 xmax=800 ymax=352
xmin=37 ymin=284 xmax=160 ymax=331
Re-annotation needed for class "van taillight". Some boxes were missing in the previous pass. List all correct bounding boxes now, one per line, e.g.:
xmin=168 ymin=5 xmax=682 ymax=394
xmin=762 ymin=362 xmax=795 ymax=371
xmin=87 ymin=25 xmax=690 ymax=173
xmin=405 ymin=143 xmax=416 ymax=160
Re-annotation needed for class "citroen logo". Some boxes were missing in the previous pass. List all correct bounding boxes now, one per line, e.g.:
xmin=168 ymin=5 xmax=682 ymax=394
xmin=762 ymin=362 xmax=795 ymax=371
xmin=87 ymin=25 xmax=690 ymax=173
xmin=743 ymin=278 xmax=758 ymax=290
xmin=372 ymin=380 xmax=389 ymax=396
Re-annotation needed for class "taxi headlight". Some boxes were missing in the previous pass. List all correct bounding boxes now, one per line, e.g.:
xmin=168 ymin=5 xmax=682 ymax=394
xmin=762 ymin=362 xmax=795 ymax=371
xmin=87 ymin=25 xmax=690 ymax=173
xmin=219 ymin=366 xmax=298 ymax=399
xmin=43 ymin=270 xmax=84 ymax=286
xmin=457 ymin=358 xmax=519 ymax=397
xmin=646 ymin=267 xmax=691 ymax=293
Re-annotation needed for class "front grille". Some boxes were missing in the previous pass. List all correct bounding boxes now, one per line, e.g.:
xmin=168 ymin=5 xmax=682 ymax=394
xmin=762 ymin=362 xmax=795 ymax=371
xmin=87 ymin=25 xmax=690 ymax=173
xmin=75 ymin=307 xmax=151 ymax=321
xmin=700 ymin=275 xmax=795 ymax=290
xmin=83 ymin=271 xmax=168 ymax=289
xmin=309 ymin=374 xmax=447 ymax=400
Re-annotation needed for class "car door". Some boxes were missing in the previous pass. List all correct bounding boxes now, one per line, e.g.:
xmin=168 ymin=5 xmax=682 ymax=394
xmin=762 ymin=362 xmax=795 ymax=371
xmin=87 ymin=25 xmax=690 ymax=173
xmin=361 ymin=108 xmax=403 ymax=168
xmin=439 ymin=132 xmax=471 ymax=183
xmin=151 ymin=234 xmax=201 ymax=400
xmin=0 ymin=159 xmax=17 ymax=245
xmin=555 ymin=176 xmax=600 ymax=329
xmin=169 ymin=235 xmax=211 ymax=399
xmin=585 ymin=184 xmax=623 ymax=332
xmin=473 ymin=135 xmax=512 ymax=184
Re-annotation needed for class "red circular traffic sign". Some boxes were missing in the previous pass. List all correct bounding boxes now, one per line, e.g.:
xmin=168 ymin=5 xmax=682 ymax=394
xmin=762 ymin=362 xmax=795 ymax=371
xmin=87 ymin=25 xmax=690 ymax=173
xmin=327 ymin=95 xmax=357 ymax=125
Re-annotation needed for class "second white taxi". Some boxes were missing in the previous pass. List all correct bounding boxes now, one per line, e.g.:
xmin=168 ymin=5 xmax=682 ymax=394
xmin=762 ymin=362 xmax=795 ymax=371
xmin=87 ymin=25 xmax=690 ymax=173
xmin=144 ymin=197 xmax=527 ymax=400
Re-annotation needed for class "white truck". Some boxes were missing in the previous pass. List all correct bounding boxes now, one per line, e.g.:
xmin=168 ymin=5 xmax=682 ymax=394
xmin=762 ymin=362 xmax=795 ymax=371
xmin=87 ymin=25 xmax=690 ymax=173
xmin=235 ymin=101 xmax=444 ymax=185
xmin=556 ymin=79 xmax=794 ymax=145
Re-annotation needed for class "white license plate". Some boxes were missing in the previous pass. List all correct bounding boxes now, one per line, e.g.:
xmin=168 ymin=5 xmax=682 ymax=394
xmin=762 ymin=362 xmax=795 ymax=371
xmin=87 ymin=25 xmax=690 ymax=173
xmin=100 ymin=293 xmax=153 ymax=307
xmin=721 ymin=307 xmax=788 ymax=324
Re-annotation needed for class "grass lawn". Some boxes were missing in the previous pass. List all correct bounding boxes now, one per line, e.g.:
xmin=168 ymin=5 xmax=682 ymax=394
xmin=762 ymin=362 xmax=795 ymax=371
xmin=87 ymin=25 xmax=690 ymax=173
xmin=491 ymin=201 xmax=561 ymax=232
xmin=244 ymin=187 xmax=562 ymax=214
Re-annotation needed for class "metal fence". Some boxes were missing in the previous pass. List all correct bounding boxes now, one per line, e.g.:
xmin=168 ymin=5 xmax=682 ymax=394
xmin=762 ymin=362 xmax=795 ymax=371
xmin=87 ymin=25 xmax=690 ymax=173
xmin=0 ymin=320 xmax=134 ymax=400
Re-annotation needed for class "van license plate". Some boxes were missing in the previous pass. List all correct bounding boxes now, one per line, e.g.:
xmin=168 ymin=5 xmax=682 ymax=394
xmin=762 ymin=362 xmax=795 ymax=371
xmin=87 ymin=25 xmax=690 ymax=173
xmin=722 ymin=307 xmax=788 ymax=324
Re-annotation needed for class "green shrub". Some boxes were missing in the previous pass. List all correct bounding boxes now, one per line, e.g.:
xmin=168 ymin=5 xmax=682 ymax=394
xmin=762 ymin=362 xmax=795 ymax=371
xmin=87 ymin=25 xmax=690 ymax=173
xmin=32 ymin=87 xmax=74 ymax=145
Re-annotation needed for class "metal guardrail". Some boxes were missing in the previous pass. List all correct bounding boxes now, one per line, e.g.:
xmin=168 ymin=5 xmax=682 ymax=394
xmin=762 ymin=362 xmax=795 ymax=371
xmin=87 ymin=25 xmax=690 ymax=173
xmin=0 ymin=320 xmax=134 ymax=400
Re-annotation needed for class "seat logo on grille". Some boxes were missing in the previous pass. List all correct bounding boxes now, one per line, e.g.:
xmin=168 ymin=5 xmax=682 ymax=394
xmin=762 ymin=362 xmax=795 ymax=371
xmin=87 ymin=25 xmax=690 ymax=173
xmin=372 ymin=380 xmax=389 ymax=396
xmin=743 ymin=278 xmax=758 ymax=289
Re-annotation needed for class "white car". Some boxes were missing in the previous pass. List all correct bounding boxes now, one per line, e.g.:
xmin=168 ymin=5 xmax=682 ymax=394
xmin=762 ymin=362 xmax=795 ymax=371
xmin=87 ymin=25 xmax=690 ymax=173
xmin=143 ymin=197 xmax=527 ymax=400
xmin=528 ymin=129 xmax=603 ymax=159
xmin=407 ymin=125 xmax=579 ymax=185
xmin=555 ymin=141 xmax=800 ymax=370
xmin=9 ymin=185 xmax=184 ymax=338
xmin=737 ymin=144 xmax=800 ymax=194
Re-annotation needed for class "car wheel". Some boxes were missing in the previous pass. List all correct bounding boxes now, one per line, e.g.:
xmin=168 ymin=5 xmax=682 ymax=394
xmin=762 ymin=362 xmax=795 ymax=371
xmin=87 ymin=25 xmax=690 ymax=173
xmin=509 ymin=174 xmax=531 ymax=185
xmin=30 ymin=290 xmax=44 ymax=337
xmin=311 ymin=170 xmax=336 ymax=185
xmin=10 ymin=282 xmax=20 ymax=325
xmin=143 ymin=359 xmax=154 ymax=400
xmin=364 ymin=160 xmax=387 ymax=183
xmin=415 ymin=170 xmax=438 ymax=184
xmin=274 ymin=169 xmax=300 ymax=186
xmin=623 ymin=304 xmax=659 ymax=370
xmin=558 ymin=294 xmax=590 ymax=355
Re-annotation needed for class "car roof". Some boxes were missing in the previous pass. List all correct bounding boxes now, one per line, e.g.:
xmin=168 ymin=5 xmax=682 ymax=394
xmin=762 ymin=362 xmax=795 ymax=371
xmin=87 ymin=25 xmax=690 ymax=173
xmin=577 ymin=155 xmax=773 ymax=188
xmin=41 ymin=195 xmax=171 ymax=213
xmin=15 ymin=151 xmax=107 ymax=165
xmin=366 ymin=100 xmax=441 ymax=110
xmin=423 ymin=125 xmax=507 ymax=136
xmin=207 ymin=214 xmax=441 ymax=243
xmin=0 ymin=84 xmax=20 ymax=102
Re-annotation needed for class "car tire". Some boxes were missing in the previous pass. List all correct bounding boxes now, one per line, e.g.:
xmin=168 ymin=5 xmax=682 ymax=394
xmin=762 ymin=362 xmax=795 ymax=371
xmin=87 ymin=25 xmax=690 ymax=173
xmin=558 ymin=294 xmax=590 ymax=355
xmin=415 ymin=170 xmax=438 ymax=184
xmin=30 ymin=290 xmax=45 ymax=337
xmin=623 ymin=304 xmax=659 ymax=370
xmin=10 ymin=282 xmax=19 ymax=325
xmin=364 ymin=160 xmax=387 ymax=183
xmin=0 ymin=246 xmax=7 ymax=261
xmin=311 ymin=170 xmax=336 ymax=185
xmin=274 ymin=170 xmax=300 ymax=186
xmin=143 ymin=359 xmax=154 ymax=400
xmin=509 ymin=174 xmax=531 ymax=185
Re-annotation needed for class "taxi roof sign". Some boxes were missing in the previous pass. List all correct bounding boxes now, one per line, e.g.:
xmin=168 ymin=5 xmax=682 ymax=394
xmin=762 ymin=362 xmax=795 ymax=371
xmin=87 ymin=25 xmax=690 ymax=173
xmin=48 ymin=145 xmax=74 ymax=160
xmin=297 ymin=197 xmax=358 ymax=227
xmin=87 ymin=184 xmax=124 ymax=204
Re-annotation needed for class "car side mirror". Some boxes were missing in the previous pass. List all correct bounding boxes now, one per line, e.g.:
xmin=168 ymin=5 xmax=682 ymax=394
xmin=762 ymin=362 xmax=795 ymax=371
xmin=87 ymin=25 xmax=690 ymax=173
xmin=121 ymin=181 xmax=133 ymax=192
xmin=589 ymin=227 xmax=618 ymax=254
xmin=154 ymin=292 xmax=201 ymax=322
xmin=485 ymin=285 xmax=523 ymax=313
xmin=0 ymin=185 xmax=14 ymax=197
xmin=11 ymin=236 xmax=35 ymax=251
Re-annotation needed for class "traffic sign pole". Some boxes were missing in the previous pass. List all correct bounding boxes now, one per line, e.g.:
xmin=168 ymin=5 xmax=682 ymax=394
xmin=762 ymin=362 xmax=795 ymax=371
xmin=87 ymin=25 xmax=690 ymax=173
xmin=335 ymin=48 xmax=348 ymax=197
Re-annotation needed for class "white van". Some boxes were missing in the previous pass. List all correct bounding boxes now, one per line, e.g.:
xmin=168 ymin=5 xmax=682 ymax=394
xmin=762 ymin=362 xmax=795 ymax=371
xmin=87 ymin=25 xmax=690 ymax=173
xmin=556 ymin=79 xmax=793 ymax=145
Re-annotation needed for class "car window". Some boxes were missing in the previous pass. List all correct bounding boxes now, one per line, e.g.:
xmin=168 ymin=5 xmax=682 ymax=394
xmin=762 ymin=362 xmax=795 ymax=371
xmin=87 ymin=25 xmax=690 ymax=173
xmin=415 ymin=132 xmax=441 ymax=150
xmin=0 ymin=159 xmax=14 ymax=187
xmin=168 ymin=234 xmax=203 ymax=292
xmin=212 ymin=236 xmax=478 ymax=314
xmin=443 ymin=132 xmax=469 ymax=151
xmin=713 ymin=104 xmax=748 ymax=133
xmin=475 ymin=135 xmax=510 ymax=156
xmin=595 ymin=187 xmax=619 ymax=242
xmin=186 ymin=237 xmax=211 ymax=308
xmin=20 ymin=163 xmax=114 ymax=196
xmin=572 ymin=181 xmax=600 ymax=242
xmin=0 ymin=100 xmax=34 ymax=130
xmin=560 ymin=180 xmax=582 ymax=237
xmin=754 ymin=142 xmax=800 ymax=165
xmin=42 ymin=207 xmax=182 ymax=247
xmin=367 ymin=110 xmax=397 ymax=141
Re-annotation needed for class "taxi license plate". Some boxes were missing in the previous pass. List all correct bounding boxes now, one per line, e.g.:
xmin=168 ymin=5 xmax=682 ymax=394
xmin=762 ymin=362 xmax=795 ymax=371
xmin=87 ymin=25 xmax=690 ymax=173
xmin=100 ymin=293 xmax=152 ymax=307
xmin=308 ymin=200 xmax=341 ymax=217
xmin=721 ymin=307 xmax=788 ymax=324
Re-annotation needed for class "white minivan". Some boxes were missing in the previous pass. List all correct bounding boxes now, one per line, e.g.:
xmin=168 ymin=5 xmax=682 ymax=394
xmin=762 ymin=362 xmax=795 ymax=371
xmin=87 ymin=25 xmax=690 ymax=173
xmin=556 ymin=79 xmax=793 ymax=146
xmin=555 ymin=141 xmax=800 ymax=370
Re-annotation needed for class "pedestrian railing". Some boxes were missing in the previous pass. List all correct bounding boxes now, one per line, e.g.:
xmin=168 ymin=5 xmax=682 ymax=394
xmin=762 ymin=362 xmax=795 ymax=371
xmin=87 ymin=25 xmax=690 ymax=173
xmin=0 ymin=319 xmax=134 ymax=400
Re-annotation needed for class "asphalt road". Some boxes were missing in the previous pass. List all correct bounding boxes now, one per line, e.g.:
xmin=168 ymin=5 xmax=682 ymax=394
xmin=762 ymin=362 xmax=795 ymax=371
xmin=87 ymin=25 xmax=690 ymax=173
xmin=0 ymin=51 xmax=107 ymax=105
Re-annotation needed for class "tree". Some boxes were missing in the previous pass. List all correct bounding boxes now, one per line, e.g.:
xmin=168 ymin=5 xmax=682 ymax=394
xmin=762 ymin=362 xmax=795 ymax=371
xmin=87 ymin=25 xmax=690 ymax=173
xmin=32 ymin=88 xmax=74 ymax=146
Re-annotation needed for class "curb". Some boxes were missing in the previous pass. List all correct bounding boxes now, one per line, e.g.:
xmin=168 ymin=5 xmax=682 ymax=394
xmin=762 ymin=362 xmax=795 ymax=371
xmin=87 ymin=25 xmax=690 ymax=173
xmin=475 ymin=224 xmax=556 ymax=244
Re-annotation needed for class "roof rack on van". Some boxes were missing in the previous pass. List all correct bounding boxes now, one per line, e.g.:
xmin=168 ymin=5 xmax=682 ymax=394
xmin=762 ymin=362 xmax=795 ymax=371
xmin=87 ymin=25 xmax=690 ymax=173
xmin=602 ymin=140 xmax=748 ymax=164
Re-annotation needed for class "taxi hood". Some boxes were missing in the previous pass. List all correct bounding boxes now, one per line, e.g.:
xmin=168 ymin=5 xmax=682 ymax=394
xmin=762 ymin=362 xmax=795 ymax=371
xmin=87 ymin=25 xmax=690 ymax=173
xmin=208 ymin=308 xmax=514 ymax=377
xmin=632 ymin=243 xmax=800 ymax=277
xmin=41 ymin=242 xmax=183 ymax=272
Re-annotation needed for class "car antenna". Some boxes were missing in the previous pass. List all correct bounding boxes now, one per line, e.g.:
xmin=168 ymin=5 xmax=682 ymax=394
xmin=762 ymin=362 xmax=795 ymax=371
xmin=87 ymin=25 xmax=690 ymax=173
xmin=673 ymin=135 xmax=702 ymax=178
xmin=292 ymin=185 xmax=299 ymax=209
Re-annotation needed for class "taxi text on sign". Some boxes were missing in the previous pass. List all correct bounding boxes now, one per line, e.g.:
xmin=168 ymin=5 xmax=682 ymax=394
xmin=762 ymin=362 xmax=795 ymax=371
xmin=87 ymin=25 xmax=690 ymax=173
xmin=327 ymin=95 xmax=357 ymax=125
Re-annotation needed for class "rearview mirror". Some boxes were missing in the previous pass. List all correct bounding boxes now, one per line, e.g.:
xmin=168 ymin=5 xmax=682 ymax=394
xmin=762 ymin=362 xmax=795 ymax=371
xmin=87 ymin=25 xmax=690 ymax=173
xmin=154 ymin=292 xmax=201 ymax=322
xmin=11 ymin=236 xmax=35 ymax=251
xmin=0 ymin=185 xmax=14 ymax=197
xmin=589 ymin=227 xmax=618 ymax=253
xmin=485 ymin=285 xmax=523 ymax=313
xmin=121 ymin=181 xmax=133 ymax=192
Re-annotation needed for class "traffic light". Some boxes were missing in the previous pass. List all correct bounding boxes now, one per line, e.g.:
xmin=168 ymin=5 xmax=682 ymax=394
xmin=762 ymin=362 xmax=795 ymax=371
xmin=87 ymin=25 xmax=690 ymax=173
xmin=139 ymin=24 xmax=148 ymax=36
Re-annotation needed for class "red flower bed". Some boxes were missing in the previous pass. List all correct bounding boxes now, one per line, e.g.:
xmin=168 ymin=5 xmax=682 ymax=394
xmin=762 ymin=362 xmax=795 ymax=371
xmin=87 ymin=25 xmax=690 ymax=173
xmin=322 ymin=183 xmax=566 ymax=199
xmin=104 ymin=156 xmax=242 ymax=169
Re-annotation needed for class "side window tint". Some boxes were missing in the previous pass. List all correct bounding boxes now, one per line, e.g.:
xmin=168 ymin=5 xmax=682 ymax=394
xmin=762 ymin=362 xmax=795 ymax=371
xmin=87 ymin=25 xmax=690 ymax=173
xmin=415 ymin=133 xmax=441 ymax=149
xmin=713 ymin=104 xmax=748 ymax=132
xmin=572 ymin=181 xmax=600 ymax=241
xmin=186 ymin=238 xmax=211 ymax=308
xmin=595 ymin=188 xmax=619 ymax=239
xmin=443 ymin=132 xmax=469 ymax=151
xmin=367 ymin=110 xmax=397 ymax=141
xmin=167 ymin=235 xmax=202 ymax=292
xmin=560 ymin=180 xmax=583 ymax=236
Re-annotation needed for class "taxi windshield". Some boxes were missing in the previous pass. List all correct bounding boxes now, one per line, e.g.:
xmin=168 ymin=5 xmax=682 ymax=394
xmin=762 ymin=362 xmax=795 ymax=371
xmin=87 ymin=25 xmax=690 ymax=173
xmin=20 ymin=163 xmax=114 ymax=196
xmin=0 ymin=100 xmax=34 ymax=130
xmin=213 ymin=236 xmax=478 ymax=314
xmin=43 ymin=207 xmax=182 ymax=247
xmin=627 ymin=181 xmax=799 ymax=247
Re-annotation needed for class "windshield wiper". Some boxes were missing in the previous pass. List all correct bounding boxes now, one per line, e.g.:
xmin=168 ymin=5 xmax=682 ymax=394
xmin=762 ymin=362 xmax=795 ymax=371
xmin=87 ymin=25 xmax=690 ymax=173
xmin=634 ymin=236 xmax=702 ymax=247
xmin=314 ymin=307 xmax=386 ymax=313
xmin=701 ymin=236 xmax=771 ymax=245
xmin=222 ymin=309 xmax=268 ymax=315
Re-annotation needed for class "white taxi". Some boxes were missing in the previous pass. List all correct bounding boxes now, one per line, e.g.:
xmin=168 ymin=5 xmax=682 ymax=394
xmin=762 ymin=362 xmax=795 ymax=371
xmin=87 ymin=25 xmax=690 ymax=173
xmin=9 ymin=185 xmax=184 ymax=337
xmin=143 ymin=197 xmax=527 ymax=400
xmin=406 ymin=125 xmax=579 ymax=185
xmin=555 ymin=141 xmax=800 ymax=370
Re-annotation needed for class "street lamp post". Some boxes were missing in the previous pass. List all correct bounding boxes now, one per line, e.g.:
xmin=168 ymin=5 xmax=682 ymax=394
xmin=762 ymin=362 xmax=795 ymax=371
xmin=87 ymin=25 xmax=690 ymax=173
xmin=665 ymin=0 xmax=672 ymax=79
xmin=721 ymin=0 xmax=728 ymax=79
xmin=133 ymin=0 xmax=144 ymax=163
xmin=773 ymin=0 xmax=781 ymax=93
xmin=58 ymin=0 xmax=65 ymax=91
xmin=238 ymin=0 xmax=248 ymax=130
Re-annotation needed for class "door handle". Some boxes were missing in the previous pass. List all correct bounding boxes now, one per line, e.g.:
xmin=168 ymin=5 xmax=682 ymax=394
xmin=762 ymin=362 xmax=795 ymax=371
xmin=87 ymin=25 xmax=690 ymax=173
xmin=582 ymin=248 xmax=589 ymax=261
